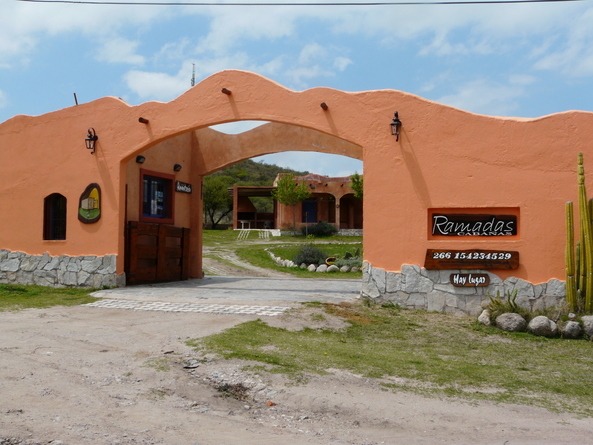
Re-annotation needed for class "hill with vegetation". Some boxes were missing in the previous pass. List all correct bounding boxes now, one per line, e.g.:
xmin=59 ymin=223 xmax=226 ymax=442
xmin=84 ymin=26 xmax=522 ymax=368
xmin=208 ymin=159 xmax=309 ymax=186
xmin=203 ymin=159 xmax=310 ymax=228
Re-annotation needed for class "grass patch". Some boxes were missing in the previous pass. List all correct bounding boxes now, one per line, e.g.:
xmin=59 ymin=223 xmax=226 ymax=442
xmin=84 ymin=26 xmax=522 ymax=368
xmin=189 ymin=302 xmax=593 ymax=416
xmin=269 ymin=243 xmax=361 ymax=265
xmin=233 ymin=244 xmax=362 ymax=279
xmin=202 ymin=229 xmax=361 ymax=247
xmin=0 ymin=284 xmax=99 ymax=312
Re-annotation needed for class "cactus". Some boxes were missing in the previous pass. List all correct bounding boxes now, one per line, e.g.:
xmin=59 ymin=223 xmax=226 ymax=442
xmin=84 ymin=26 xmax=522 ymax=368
xmin=567 ymin=153 xmax=593 ymax=313
xmin=578 ymin=153 xmax=593 ymax=312
xmin=565 ymin=202 xmax=577 ymax=310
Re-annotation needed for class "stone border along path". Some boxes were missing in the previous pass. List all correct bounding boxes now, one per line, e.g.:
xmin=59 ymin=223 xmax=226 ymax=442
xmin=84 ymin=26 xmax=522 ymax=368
xmin=84 ymin=299 xmax=291 ymax=316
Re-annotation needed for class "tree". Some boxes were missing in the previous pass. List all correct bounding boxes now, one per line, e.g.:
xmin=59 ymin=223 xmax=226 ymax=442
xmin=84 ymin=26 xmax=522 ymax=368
xmin=350 ymin=172 xmax=363 ymax=199
xmin=271 ymin=173 xmax=311 ymax=233
xmin=203 ymin=175 xmax=234 ymax=229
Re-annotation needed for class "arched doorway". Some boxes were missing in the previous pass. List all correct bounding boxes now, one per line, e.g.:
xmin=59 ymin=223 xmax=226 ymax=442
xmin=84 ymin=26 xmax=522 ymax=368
xmin=123 ymin=121 xmax=362 ymax=284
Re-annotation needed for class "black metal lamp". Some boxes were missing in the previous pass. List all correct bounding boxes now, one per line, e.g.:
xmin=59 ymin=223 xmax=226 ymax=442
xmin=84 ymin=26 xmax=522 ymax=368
xmin=173 ymin=164 xmax=182 ymax=172
xmin=136 ymin=155 xmax=146 ymax=164
xmin=85 ymin=128 xmax=98 ymax=154
xmin=390 ymin=112 xmax=402 ymax=141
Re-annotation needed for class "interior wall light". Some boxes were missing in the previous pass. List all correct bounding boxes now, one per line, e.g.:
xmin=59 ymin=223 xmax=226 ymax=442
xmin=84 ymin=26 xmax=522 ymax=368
xmin=136 ymin=155 xmax=146 ymax=164
xmin=85 ymin=128 xmax=98 ymax=154
xmin=173 ymin=164 xmax=182 ymax=172
xmin=390 ymin=112 xmax=402 ymax=141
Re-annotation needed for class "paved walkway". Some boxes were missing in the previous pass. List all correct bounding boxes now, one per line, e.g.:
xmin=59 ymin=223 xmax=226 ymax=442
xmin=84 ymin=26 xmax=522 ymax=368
xmin=87 ymin=276 xmax=361 ymax=316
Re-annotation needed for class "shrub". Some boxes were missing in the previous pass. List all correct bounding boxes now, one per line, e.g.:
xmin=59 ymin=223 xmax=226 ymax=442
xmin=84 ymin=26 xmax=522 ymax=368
xmin=301 ymin=221 xmax=338 ymax=237
xmin=334 ymin=258 xmax=362 ymax=269
xmin=293 ymin=244 xmax=328 ymax=266
xmin=487 ymin=289 xmax=530 ymax=322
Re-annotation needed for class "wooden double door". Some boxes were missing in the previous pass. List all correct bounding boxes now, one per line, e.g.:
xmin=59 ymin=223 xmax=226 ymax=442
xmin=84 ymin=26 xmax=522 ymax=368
xmin=125 ymin=221 xmax=190 ymax=285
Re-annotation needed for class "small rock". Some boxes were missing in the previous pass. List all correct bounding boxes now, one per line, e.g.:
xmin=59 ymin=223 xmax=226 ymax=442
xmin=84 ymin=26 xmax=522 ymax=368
xmin=561 ymin=321 xmax=582 ymax=339
xmin=316 ymin=265 xmax=328 ymax=273
xmin=340 ymin=266 xmax=350 ymax=273
xmin=307 ymin=264 xmax=317 ymax=272
xmin=568 ymin=313 xmax=577 ymax=321
xmin=267 ymin=400 xmax=276 ymax=406
xmin=495 ymin=313 xmax=527 ymax=332
xmin=183 ymin=359 xmax=200 ymax=369
xmin=327 ymin=265 xmax=339 ymax=273
xmin=351 ymin=267 xmax=359 ymax=273
xmin=477 ymin=309 xmax=491 ymax=326
xmin=300 ymin=263 xmax=307 ymax=269
xmin=527 ymin=316 xmax=558 ymax=338
xmin=581 ymin=315 xmax=593 ymax=338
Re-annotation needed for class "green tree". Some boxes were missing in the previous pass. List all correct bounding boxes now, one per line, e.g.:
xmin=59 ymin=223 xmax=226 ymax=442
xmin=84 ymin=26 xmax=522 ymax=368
xmin=350 ymin=172 xmax=363 ymax=199
xmin=271 ymin=173 xmax=311 ymax=233
xmin=203 ymin=175 xmax=234 ymax=229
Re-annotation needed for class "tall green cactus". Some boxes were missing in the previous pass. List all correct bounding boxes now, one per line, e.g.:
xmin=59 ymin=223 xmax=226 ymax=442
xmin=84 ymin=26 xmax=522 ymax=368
xmin=567 ymin=153 xmax=593 ymax=312
xmin=565 ymin=202 xmax=577 ymax=310
xmin=578 ymin=153 xmax=593 ymax=312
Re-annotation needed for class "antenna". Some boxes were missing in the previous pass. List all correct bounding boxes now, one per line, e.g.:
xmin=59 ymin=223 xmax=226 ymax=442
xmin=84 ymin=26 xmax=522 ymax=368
xmin=191 ymin=63 xmax=195 ymax=87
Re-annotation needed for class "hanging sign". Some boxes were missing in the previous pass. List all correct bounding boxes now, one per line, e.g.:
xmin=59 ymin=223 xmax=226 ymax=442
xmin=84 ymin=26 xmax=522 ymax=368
xmin=78 ymin=183 xmax=101 ymax=224
xmin=450 ymin=273 xmax=490 ymax=287
xmin=431 ymin=214 xmax=517 ymax=236
xmin=425 ymin=249 xmax=519 ymax=270
xmin=175 ymin=181 xmax=192 ymax=194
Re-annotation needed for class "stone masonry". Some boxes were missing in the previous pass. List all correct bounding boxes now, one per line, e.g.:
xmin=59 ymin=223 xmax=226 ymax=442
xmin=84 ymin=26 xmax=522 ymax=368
xmin=0 ymin=249 xmax=123 ymax=288
xmin=362 ymin=261 xmax=566 ymax=316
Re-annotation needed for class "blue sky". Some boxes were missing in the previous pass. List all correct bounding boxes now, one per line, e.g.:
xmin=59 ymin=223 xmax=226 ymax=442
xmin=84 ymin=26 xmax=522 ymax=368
xmin=1 ymin=0 xmax=592 ymax=176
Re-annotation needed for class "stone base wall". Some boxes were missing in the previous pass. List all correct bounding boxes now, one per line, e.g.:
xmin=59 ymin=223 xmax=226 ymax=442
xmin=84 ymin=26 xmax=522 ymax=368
xmin=362 ymin=262 xmax=566 ymax=316
xmin=0 ymin=250 xmax=124 ymax=288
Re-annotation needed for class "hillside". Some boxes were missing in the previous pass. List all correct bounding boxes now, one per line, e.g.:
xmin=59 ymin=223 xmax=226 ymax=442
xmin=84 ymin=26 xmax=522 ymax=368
xmin=203 ymin=159 xmax=310 ymax=228
xmin=208 ymin=159 xmax=309 ymax=186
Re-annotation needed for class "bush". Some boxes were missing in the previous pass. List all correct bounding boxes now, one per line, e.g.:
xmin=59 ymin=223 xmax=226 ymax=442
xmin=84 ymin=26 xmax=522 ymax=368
xmin=487 ymin=289 xmax=530 ymax=322
xmin=293 ymin=244 xmax=328 ymax=266
xmin=301 ymin=221 xmax=338 ymax=237
xmin=334 ymin=258 xmax=362 ymax=269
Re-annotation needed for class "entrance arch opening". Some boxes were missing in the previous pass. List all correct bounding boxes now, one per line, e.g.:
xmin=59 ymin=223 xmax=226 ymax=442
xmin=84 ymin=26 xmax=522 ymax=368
xmin=124 ymin=119 xmax=363 ymax=284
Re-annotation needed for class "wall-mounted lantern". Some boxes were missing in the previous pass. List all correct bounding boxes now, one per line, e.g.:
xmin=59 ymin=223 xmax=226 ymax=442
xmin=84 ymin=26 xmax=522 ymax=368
xmin=85 ymin=128 xmax=98 ymax=154
xmin=136 ymin=155 xmax=146 ymax=164
xmin=138 ymin=117 xmax=149 ymax=124
xmin=221 ymin=88 xmax=232 ymax=95
xmin=173 ymin=164 xmax=182 ymax=172
xmin=320 ymin=102 xmax=328 ymax=110
xmin=390 ymin=112 xmax=402 ymax=141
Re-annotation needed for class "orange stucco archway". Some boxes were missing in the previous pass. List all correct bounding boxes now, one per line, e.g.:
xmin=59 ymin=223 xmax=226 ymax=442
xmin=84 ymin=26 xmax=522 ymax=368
xmin=2 ymin=69 xmax=593 ymax=313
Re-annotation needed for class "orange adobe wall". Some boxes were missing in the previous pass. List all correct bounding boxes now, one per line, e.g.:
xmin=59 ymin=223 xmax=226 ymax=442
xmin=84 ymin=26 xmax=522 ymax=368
xmin=0 ymin=69 xmax=592 ymax=313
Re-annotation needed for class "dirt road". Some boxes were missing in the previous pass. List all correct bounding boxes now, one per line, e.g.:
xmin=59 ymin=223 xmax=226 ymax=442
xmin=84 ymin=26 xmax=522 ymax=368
xmin=2 ymin=302 xmax=593 ymax=445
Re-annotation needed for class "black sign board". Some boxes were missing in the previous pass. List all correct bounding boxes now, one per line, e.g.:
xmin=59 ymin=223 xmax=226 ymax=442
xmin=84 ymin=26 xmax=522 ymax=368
xmin=450 ymin=273 xmax=490 ymax=287
xmin=432 ymin=214 xmax=517 ymax=237
xmin=175 ymin=181 xmax=192 ymax=194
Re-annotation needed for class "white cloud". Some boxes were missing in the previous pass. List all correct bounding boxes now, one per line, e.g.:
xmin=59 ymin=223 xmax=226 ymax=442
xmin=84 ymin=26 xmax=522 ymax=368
xmin=0 ymin=1 xmax=167 ymax=65
xmin=437 ymin=78 xmax=526 ymax=116
xmin=533 ymin=7 xmax=593 ymax=77
xmin=124 ymin=64 xmax=192 ymax=101
xmin=333 ymin=56 xmax=352 ymax=72
xmin=193 ymin=6 xmax=297 ymax=55
xmin=96 ymin=37 xmax=145 ymax=65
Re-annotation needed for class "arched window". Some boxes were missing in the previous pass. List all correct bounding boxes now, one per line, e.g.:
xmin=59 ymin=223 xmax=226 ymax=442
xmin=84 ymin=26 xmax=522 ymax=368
xmin=44 ymin=193 xmax=67 ymax=240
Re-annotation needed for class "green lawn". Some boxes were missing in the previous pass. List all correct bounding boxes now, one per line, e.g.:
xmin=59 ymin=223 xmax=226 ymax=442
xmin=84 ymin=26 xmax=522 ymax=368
xmin=0 ymin=284 xmax=98 ymax=311
xmin=190 ymin=302 xmax=593 ymax=416
xmin=204 ymin=229 xmax=363 ymax=279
